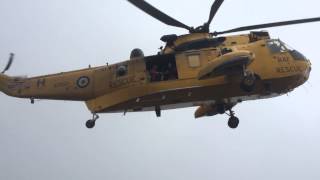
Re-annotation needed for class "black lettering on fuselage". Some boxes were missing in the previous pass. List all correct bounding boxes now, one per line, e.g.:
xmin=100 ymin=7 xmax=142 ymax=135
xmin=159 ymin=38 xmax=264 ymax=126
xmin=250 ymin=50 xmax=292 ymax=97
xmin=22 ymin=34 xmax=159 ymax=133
xmin=276 ymin=66 xmax=303 ymax=73
xmin=274 ymin=55 xmax=290 ymax=63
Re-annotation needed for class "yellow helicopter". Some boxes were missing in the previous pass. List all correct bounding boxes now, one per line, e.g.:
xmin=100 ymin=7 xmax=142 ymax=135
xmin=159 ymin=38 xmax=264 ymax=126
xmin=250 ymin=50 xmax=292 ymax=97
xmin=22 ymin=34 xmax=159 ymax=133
xmin=0 ymin=0 xmax=317 ymax=129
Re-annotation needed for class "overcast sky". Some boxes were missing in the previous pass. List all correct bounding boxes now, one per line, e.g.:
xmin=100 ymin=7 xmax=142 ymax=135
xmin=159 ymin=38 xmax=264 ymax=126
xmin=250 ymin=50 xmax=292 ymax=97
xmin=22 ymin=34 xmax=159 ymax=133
xmin=1 ymin=0 xmax=320 ymax=180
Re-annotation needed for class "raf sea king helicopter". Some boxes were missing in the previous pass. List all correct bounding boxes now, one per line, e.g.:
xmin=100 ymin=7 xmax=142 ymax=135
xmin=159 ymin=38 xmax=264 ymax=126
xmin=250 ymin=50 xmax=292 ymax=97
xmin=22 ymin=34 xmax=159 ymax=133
xmin=0 ymin=0 xmax=317 ymax=129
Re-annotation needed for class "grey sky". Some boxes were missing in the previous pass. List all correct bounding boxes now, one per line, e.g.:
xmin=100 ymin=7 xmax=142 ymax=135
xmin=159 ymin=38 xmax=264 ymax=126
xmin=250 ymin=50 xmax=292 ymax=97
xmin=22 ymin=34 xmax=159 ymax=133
xmin=0 ymin=0 xmax=320 ymax=180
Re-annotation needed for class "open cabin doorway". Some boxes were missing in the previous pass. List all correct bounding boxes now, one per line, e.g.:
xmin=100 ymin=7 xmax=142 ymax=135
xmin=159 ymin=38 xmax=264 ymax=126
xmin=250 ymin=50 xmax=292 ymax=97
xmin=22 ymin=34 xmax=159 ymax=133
xmin=145 ymin=54 xmax=178 ymax=82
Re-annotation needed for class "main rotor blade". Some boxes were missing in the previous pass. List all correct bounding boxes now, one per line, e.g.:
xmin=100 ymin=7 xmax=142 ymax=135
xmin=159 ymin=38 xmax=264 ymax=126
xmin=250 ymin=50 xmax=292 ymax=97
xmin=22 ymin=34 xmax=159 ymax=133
xmin=128 ymin=0 xmax=191 ymax=31
xmin=207 ymin=0 xmax=224 ymax=26
xmin=214 ymin=17 xmax=320 ymax=36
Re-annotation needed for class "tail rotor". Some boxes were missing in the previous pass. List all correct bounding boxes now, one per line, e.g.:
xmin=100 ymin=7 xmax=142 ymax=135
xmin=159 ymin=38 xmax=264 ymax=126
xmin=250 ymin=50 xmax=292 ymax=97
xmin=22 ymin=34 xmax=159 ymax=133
xmin=1 ymin=53 xmax=14 ymax=74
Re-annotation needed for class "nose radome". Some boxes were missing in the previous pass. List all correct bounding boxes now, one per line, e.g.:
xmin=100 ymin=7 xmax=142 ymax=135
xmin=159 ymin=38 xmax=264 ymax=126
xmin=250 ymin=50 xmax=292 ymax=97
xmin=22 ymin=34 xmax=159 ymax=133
xmin=295 ymin=61 xmax=312 ymax=87
xmin=298 ymin=61 xmax=312 ymax=86
xmin=305 ymin=63 xmax=312 ymax=80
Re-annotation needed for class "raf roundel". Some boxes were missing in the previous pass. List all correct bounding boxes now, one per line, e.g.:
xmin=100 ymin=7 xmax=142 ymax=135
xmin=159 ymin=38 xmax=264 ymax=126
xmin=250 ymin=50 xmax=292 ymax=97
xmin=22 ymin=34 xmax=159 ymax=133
xmin=76 ymin=76 xmax=90 ymax=88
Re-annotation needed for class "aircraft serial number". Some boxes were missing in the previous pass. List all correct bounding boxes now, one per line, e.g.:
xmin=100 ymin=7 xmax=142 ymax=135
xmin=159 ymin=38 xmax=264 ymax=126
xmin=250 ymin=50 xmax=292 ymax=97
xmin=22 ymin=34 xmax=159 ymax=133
xmin=276 ymin=66 xmax=303 ymax=73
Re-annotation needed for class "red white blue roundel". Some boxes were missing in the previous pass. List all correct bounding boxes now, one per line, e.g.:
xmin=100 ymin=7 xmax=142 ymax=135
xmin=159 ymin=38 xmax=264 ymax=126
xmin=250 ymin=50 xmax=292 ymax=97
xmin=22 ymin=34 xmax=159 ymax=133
xmin=77 ymin=76 xmax=90 ymax=88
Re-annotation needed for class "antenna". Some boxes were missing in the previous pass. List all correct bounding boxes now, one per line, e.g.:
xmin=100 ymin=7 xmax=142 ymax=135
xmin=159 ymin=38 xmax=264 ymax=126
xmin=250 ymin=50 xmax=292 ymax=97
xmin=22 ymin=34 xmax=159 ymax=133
xmin=1 ymin=53 xmax=14 ymax=74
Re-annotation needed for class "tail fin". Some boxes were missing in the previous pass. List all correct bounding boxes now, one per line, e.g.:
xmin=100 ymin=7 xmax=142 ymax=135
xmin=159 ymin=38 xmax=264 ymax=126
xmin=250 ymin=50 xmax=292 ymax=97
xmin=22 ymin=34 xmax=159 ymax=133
xmin=1 ymin=53 xmax=14 ymax=95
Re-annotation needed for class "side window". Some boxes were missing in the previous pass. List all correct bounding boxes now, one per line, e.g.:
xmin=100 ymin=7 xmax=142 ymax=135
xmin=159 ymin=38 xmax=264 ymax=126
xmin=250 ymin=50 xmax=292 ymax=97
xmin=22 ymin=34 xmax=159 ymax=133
xmin=116 ymin=64 xmax=128 ymax=77
xmin=187 ymin=54 xmax=201 ymax=68
xmin=221 ymin=48 xmax=233 ymax=55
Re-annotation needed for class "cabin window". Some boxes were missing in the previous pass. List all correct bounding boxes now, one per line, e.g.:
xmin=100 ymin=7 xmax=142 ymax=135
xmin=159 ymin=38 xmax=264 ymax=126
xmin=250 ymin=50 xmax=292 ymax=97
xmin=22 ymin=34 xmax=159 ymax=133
xmin=116 ymin=64 xmax=128 ymax=77
xmin=187 ymin=54 xmax=201 ymax=68
xmin=145 ymin=54 xmax=178 ymax=82
xmin=221 ymin=48 xmax=233 ymax=55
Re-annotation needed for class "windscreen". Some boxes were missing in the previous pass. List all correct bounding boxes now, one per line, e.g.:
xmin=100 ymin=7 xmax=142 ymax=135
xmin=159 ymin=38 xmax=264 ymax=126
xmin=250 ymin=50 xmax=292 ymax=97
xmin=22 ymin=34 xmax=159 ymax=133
xmin=267 ymin=39 xmax=308 ymax=61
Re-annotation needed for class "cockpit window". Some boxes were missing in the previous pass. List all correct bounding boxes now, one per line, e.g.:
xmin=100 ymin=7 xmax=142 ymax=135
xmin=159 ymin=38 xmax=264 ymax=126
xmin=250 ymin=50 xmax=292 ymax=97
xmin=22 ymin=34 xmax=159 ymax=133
xmin=268 ymin=39 xmax=308 ymax=61
xmin=267 ymin=40 xmax=287 ymax=53
xmin=282 ymin=42 xmax=307 ymax=61
xmin=289 ymin=50 xmax=308 ymax=61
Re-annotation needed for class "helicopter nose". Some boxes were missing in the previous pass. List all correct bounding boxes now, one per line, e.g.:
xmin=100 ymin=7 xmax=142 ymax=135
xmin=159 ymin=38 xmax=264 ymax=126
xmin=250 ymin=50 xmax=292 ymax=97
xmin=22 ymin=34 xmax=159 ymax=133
xmin=304 ymin=62 xmax=312 ymax=80
xmin=295 ymin=60 xmax=312 ymax=87
xmin=299 ymin=61 xmax=312 ymax=85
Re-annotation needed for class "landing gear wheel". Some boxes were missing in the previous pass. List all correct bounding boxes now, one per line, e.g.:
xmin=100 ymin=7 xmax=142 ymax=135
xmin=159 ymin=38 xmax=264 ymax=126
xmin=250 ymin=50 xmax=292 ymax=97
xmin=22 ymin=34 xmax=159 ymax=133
xmin=240 ymin=74 xmax=256 ymax=92
xmin=228 ymin=116 xmax=239 ymax=129
xmin=86 ymin=120 xmax=96 ymax=129
xmin=226 ymin=109 xmax=240 ymax=129
xmin=85 ymin=113 xmax=99 ymax=129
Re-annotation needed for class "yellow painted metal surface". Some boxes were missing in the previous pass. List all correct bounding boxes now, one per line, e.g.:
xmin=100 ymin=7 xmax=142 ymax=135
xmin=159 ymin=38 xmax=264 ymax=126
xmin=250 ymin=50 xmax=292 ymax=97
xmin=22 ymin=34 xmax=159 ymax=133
xmin=198 ymin=50 xmax=254 ymax=79
xmin=0 ymin=32 xmax=312 ymax=113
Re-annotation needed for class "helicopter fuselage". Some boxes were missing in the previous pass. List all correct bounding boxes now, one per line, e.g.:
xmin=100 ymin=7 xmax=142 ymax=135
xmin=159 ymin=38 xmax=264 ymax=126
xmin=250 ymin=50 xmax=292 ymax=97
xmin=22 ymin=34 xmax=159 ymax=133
xmin=0 ymin=32 xmax=311 ymax=115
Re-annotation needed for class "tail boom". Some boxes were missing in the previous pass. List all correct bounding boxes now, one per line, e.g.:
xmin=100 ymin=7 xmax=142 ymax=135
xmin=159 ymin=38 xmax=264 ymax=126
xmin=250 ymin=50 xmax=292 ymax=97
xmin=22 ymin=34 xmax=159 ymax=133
xmin=0 ymin=69 xmax=95 ymax=101
xmin=0 ymin=74 xmax=12 ymax=96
